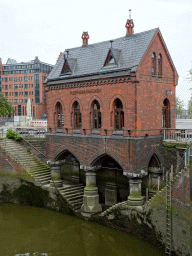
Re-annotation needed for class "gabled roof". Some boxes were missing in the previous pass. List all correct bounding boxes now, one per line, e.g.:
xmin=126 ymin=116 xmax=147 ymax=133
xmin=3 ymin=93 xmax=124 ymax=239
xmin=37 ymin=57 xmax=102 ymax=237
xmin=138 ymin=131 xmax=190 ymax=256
xmin=6 ymin=58 xmax=17 ymax=65
xmin=47 ymin=27 xmax=159 ymax=82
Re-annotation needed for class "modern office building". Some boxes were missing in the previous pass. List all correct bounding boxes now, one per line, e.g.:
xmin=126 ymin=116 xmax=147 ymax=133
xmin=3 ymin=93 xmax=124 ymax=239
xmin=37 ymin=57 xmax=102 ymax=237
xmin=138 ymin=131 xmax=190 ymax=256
xmin=0 ymin=56 xmax=53 ymax=119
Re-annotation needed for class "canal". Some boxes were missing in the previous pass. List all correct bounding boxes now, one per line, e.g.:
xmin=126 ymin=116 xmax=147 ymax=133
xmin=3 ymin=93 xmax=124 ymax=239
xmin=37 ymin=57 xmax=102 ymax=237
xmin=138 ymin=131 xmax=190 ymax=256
xmin=0 ymin=203 xmax=165 ymax=256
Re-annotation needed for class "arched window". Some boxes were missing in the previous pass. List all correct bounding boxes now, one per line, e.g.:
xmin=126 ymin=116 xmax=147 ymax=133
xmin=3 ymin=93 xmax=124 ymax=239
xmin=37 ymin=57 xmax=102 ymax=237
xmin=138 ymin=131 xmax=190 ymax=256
xmin=151 ymin=53 xmax=156 ymax=75
xmin=162 ymin=99 xmax=170 ymax=128
xmin=92 ymin=100 xmax=101 ymax=129
xmin=114 ymin=99 xmax=124 ymax=130
xmin=158 ymin=54 xmax=162 ymax=76
xmin=74 ymin=101 xmax=81 ymax=129
xmin=56 ymin=102 xmax=64 ymax=128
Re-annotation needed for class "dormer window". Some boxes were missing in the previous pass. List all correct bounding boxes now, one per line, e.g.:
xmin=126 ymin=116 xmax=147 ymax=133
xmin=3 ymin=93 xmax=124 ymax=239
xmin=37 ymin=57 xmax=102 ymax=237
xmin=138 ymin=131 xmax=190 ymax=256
xmin=104 ymin=50 xmax=117 ymax=66
xmin=108 ymin=55 xmax=115 ymax=65
xmin=61 ymin=60 xmax=71 ymax=75
xmin=60 ymin=55 xmax=77 ymax=76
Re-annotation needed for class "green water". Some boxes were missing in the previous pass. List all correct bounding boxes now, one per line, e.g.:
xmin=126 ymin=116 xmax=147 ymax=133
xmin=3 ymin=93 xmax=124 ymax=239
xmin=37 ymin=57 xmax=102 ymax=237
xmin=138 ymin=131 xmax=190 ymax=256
xmin=0 ymin=203 xmax=165 ymax=256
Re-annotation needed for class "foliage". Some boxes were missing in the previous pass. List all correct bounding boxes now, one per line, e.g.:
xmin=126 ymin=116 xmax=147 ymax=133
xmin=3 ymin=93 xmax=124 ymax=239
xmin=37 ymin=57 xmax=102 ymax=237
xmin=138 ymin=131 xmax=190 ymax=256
xmin=27 ymin=147 xmax=31 ymax=153
xmin=6 ymin=129 xmax=22 ymax=141
xmin=0 ymin=183 xmax=13 ymax=202
xmin=13 ymin=178 xmax=52 ymax=207
xmin=0 ymin=93 xmax=15 ymax=117
xmin=175 ymin=96 xmax=184 ymax=116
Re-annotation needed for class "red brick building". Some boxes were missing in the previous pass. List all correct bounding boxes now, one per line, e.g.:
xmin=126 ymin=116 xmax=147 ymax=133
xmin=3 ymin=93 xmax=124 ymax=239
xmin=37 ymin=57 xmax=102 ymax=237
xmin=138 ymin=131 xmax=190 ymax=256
xmin=45 ymin=17 xmax=178 ymax=211
xmin=0 ymin=57 xmax=53 ymax=119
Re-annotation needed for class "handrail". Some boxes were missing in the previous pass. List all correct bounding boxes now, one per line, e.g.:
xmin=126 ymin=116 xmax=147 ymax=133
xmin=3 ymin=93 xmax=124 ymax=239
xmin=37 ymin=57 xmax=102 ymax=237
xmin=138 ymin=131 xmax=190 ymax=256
xmin=21 ymin=136 xmax=47 ymax=158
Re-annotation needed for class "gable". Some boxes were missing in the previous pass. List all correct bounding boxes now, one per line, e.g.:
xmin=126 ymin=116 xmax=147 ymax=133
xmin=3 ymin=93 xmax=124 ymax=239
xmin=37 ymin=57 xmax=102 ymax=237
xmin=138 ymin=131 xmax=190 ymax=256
xmin=138 ymin=29 xmax=178 ymax=83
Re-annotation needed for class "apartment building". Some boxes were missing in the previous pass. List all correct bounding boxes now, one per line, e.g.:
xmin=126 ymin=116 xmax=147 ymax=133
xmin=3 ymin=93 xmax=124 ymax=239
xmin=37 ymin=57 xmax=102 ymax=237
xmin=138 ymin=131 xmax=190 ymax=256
xmin=0 ymin=56 xmax=53 ymax=119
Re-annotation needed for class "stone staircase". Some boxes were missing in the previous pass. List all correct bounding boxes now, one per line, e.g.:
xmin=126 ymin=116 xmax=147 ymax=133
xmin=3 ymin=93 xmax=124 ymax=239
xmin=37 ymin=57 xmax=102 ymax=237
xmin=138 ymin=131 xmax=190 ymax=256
xmin=0 ymin=138 xmax=85 ymax=212
xmin=57 ymin=184 xmax=84 ymax=211
xmin=0 ymin=138 xmax=51 ymax=186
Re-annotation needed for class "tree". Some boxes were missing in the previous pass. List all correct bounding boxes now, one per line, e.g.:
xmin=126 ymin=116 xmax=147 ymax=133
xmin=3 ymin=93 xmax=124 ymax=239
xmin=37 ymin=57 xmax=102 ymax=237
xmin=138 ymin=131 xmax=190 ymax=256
xmin=188 ymin=95 xmax=192 ymax=118
xmin=0 ymin=93 xmax=15 ymax=117
xmin=175 ymin=96 xmax=184 ymax=116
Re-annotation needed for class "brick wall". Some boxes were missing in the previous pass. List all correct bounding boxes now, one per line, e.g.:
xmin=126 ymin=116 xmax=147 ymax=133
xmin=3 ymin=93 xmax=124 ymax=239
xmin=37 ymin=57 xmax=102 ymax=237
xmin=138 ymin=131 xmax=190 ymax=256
xmin=0 ymin=148 xmax=26 ymax=173
xmin=46 ymin=133 xmax=163 ymax=173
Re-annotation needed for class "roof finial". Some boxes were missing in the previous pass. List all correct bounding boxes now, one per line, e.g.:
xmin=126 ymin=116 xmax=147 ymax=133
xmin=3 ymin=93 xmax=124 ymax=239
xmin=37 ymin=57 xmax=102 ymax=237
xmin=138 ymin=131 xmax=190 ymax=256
xmin=129 ymin=9 xmax=131 ymax=20
xmin=109 ymin=40 xmax=113 ymax=49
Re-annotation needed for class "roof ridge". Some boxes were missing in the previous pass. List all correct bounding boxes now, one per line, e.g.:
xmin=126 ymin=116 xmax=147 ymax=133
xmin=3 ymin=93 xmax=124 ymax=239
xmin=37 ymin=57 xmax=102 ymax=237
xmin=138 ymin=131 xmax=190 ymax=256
xmin=65 ymin=27 xmax=159 ymax=51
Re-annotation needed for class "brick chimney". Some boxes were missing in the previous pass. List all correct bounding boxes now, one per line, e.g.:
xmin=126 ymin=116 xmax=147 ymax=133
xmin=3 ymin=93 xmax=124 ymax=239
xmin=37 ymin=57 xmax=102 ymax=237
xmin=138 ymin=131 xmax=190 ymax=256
xmin=125 ymin=9 xmax=134 ymax=36
xmin=57 ymin=52 xmax=63 ymax=62
xmin=82 ymin=31 xmax=89 ymax=46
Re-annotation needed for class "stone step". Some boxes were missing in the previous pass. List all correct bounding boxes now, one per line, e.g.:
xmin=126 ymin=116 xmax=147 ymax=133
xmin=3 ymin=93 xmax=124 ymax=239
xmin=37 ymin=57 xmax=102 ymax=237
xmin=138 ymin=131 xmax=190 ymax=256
xmin=33 ymin=173 xmax=51 ymax=179
xmin=35 ymin=176 xmax=51 ymax=182
xmin=36 ymin=178 xmax=50 ymax=184
xmin=61 ymin=191 xmax=84 ymax=199
xmin=29 ymin=167 xmax=49 ymax=171
xmin=70 ymin=198 xmax=83 ymax=206
xmin=31 ymin=167 xmax=51 ymax=174
xmin=58 ymin=184 xmax=84 ymax=192
xmin=66 ymin=194 xmax=84 ymax=202
xmin=59 ymin=187 xmax=84 ymax=195
xmin=59 ymin=186 xmax=84 ymax=194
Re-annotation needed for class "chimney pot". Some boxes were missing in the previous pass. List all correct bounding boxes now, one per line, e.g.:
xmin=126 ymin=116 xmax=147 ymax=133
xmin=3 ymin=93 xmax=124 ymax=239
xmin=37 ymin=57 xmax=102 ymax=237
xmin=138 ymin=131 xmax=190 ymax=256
xmin=82 ymin=31 xmax=89 ymax=46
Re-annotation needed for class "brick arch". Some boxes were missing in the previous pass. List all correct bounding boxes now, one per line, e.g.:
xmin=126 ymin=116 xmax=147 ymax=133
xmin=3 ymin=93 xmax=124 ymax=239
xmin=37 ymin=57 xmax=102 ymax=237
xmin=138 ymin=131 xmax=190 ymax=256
xmin=88 ymin=95 xmax=103 ymax=111
xmin=69 ymin=97 xmax=83 ymax=112
xmin=53 ymin=145 xmax=81 ymax=164
xmin=52 ymin=98 xmax=65 ymax=111
xmin=88 ymin=149 xmax=125 ymax=171
xmin=144 ymin=148 xmax=163 ymax=170
xmin=109 ymin=93 xmax=126 ymax=111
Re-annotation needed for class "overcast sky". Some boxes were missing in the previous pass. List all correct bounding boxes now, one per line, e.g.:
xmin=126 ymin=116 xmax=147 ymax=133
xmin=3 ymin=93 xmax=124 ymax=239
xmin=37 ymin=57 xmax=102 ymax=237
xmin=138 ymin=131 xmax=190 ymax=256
xmin=0 ymin=0 xmax=192 ymax=107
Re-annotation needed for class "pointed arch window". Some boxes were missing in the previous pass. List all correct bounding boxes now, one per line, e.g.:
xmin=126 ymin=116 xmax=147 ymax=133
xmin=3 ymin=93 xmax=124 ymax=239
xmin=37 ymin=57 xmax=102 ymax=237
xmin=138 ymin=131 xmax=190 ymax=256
xmin=92 ymin=100 xmax=101 ymax=129
xmin=162 ymin=99 xmax=170 ymax=128
xmin=74 ymin=101 xmax=82 ymax=129
xmin=151 ymin=53 xmax=156 ymax=75
xmin=148 ymin=154 xmax=160 ymax=168
xmin=114 ymin=99 xmax=124 ymax=130
xmin=56 ymin=102 xmax=64 ymax=128
xmin=158 ymin=54 xmax=162 ymax=76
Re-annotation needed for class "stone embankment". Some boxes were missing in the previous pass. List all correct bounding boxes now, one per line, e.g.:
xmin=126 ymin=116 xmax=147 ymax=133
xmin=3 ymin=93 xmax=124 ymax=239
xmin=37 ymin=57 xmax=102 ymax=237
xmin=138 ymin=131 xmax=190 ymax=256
xmin=99 ymin=168 xmax=190 ymax=256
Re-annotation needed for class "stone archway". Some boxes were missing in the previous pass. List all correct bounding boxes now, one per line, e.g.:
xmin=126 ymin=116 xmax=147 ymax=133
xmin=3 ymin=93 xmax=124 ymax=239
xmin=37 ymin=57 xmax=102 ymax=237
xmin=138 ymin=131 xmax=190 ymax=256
xmin=55 ymin=150 xmax=82 ymax=184
xmin=92 ymin=154 xmax=129 ymax=205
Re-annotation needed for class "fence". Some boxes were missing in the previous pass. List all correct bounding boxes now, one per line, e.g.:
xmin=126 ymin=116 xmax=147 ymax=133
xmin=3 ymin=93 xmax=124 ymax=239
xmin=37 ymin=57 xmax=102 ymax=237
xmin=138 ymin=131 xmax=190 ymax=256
xmin=0 ymin=127 xmax=47 ymax=139
xmin=163 ymin=129 xmax=192 ymax=143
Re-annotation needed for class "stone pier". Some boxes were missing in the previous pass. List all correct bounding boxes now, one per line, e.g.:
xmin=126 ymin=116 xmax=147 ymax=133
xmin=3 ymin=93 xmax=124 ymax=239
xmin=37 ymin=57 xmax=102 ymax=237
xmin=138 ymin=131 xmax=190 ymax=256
xmin=81 ymin=165 xmax=102 ymax=217
xmin=71 ymin=157 xmax=81 ymax=183
xmin=48 ymin=161 xmax=63 ymax=187
xmin=125 ymin=171 xmax=147 ymax=206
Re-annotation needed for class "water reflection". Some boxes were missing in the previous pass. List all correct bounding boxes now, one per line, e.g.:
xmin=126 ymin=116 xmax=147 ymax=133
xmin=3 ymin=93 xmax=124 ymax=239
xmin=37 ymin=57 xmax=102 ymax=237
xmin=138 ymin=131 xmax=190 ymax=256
xmin=0 ymin=203 xmax=165 ymax=256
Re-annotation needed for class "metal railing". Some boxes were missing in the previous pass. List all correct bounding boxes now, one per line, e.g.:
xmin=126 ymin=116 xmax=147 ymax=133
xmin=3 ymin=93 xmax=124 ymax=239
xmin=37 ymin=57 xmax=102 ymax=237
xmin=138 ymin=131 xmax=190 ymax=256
xmin=0 ymin=127 xmax=47 ymax=139
xmin=163 ymin=129 xmax=192 ymax=143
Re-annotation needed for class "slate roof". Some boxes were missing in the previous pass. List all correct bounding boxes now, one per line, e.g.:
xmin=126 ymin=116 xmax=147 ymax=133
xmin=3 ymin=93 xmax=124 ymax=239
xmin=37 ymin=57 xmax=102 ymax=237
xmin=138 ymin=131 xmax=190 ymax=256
xmin=46 ymin=28 xmax=159 ymax=83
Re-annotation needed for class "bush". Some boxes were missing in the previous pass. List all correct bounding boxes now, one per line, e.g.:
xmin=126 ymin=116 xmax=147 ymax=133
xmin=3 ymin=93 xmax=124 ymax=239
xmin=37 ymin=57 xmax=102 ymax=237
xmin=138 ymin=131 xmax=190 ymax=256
xmin=6 ymin=129 xmax=22 ymax=141
xmin=6 ymin=129 xmax=16 ymax=139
